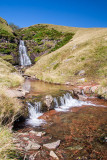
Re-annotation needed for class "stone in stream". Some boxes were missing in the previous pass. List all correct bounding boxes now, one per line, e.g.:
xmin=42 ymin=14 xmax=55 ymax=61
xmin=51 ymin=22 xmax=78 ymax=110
xmin=25 ymin=141 xmax=41 ymax=150
xmin=29 ymin=130 xmax=46 ymax=137
xmin=43 ymin=140 xmax=61 ymax=150
xmin=50 ymin=151 xmax=59 ymax=160
xmin=43 ymin=95 xmax=54 ymax=110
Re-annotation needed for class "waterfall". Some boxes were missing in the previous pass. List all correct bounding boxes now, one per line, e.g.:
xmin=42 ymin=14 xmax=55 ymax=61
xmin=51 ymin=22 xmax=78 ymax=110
xmin=26 ymin=92 xmax=94 ymax=127
xmin=19 ymin=40 xmax=31 ymax=66
xmin=26 ymin=102 xmax=45 ymax=127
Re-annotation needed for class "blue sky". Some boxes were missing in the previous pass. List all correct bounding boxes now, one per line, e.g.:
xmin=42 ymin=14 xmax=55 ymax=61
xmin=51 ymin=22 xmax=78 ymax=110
xmin=0 ymin=0 xmax=107 ymax=28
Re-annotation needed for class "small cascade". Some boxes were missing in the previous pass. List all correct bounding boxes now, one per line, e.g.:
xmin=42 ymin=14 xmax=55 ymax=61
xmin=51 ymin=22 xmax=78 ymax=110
xmin=26 ymin=92 xmax=94 ymax=127
xmin=19 ymin=40 xmax=32 ymax=66
xmin=26 ymin=102 xmax=45 ymax=127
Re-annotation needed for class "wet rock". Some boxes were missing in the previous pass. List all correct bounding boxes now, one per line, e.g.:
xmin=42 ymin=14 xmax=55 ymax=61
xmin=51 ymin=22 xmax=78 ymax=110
xmin=78 ymin=94 xmax=87 ymax=101
xmin=25 ymin=141 xmax=41 ymax=150
xmin=50 ymin=151 xmax=59 ymax=159
xmin=43 ymin=140 xmax=60 ymax=150
xmin=43 ymin=95 xmax=54 ymax=110
xmin=29 ymin=130 xmax=46 ymax=137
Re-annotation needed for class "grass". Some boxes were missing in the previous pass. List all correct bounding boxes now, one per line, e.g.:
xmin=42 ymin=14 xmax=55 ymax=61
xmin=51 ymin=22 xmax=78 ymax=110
xmin=0 ymin=58 xmax=24 ymax=159
xmin=0 ymin=86 xmax=22 ymax=125
xmin=25 ymin=27 xmax=107 ymax=85
xmin=0 ymin=17 xmax=14 ymax=41
xmin=0 ymin=58 xmax=23 ymax=87
xmin=15 ymin=24 xmax=74 ymax=63
xmin=0 ymin=126 xmax=23 ymax=160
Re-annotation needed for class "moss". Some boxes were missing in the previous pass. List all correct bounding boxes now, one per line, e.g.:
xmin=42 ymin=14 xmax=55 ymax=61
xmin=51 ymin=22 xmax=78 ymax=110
xmin=0 ymin=55 xmax=13 ymax=63
xmin=35 ymin=57 xmax=40 ymax=62
xmin=53 ymin=63 xmax=60 ymax=70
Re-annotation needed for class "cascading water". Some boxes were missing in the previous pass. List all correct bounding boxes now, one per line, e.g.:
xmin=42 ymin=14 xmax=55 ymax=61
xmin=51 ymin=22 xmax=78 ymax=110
xmin=19 ymin=40 xmax=31 ymax=66
xmin=26 ymin=92 xmax=94 ymax=127
xmin=26 ymin=102 xmax=45 ymax=127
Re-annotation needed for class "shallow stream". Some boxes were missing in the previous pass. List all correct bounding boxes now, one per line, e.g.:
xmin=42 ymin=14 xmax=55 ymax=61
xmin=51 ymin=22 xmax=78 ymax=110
xmin=14 ymin=79 xmax=107 ymax=160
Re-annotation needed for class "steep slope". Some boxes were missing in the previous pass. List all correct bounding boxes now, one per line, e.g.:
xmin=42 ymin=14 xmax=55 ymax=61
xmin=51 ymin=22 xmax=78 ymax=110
xmin=25 ymin=27 xmax=107 ymax=85
xmin=0 ymin=17 xmax=20 ymax=65
xmin=15 ymin=24 xmax=74 ymax=63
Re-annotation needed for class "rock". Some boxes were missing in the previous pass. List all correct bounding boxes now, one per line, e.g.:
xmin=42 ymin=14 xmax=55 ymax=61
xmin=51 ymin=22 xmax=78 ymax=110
xmin=78 ymin=94 xmax=87 ymax=101
xmin=78 ymin=78 xmax=86 ymax=82
xmin=50 ymin=151 xmax=59 ymax=159
xmin=43 ymin=140 xmax=60 ymax=150
xmin=83 ymin=86 xmax=91 ymax=93
xmin=6 ymin=89 xmax=25 ymax=98
xmin=23 ymin=137 xmax=29 ymax=141
xmin=65 ymin=82 xmax=71 ymax=85
xmin=43 ymin=95 xmax=54 ymax=110
xmin=25 ymin=141 xmax=41 ymax=150
xmin=29 ymin=130 xmax=46 ymax=137
xmin=91 ymin=85 xmax=99 ymax=93
xmin=78 ymin=70 xmax=85 ymax=76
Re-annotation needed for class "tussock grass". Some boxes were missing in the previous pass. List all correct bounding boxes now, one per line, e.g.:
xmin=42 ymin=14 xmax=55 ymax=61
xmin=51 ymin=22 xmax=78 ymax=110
xmin=0 ymin=58 xmax=24 ymax=87
xmin=0 ymin=126 xmax=22 ymax=160
xmin=0 ymin=126 xmax=13 ymax=160
xmin=0 ymin=59 xmax=23 ymax=159
xmin=0 ymin=86 xmax=22 ymax=125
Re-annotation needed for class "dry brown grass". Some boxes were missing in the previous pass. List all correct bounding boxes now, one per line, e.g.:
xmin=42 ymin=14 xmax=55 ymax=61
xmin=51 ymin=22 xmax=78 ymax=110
xmin=0 ymin=58 xmax=24 ymax=87
xmin=0 ymin=126 xmax=13 ymax=160
xmin=25 ymin=27 xmax=107 ymax=84
xmin=0 ymin=86 xmax=22 ymax=125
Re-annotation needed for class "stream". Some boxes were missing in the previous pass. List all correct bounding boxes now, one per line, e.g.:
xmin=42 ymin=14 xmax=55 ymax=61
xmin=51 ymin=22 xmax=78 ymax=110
xmin=13 ymin=79 xmax=107 ymax=160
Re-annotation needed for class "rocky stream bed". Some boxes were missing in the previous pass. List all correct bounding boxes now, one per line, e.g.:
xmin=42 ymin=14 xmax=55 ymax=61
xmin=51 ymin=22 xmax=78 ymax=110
xmin=11 ymin=79 xmax=107 ymax=160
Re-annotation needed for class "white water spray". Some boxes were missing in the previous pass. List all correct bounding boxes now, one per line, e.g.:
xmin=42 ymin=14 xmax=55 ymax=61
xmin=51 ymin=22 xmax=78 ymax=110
xmin=26 ymin=92 xmax=95 ymax=126
xmin=19 ymin=40 xmax=31 ymax=66
xmin=26 ymin=102 xmax=45 ymax=127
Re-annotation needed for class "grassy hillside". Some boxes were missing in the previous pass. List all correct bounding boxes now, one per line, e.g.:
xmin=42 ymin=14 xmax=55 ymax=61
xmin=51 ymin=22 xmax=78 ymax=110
xmin=15 ymin=24 xmax=74 ymax=63
xmin=0 ymin=17 xmax=14 ymax=40
xmin=25 ymin=27 xmax=107 ymax=85
xmin=0 ymin=17 xmax=20 ymax=65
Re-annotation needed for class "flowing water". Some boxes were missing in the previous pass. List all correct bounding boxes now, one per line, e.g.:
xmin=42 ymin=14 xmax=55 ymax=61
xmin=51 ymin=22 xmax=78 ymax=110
xmin=15 ymin=80 xmax=107 ymax=159
xmin=19 ymin=40 xmax=31 ymax=66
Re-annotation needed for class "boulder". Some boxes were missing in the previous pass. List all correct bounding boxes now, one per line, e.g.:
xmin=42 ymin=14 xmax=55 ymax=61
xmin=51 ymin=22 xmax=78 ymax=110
xmin=43 ymin=140 xmax=60 ymax=150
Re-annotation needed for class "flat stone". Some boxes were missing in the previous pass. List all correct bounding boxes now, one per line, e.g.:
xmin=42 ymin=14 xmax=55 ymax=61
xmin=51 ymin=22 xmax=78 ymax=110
xmin=23 ymin=137 xmax=29 ymax=141
xmin=50 ymin=151 xmax=59 ymax=159
xmin=43 ymin=140 xmax=60 ymax=150
xmin=6 ymin=89 xmax=25 ymax=98
xmin=78 ymin=95 xmax=87 ymax=101
xmin=29 ymin=130 xmax=46 ymax=137
xmin=25 ymin=141 xmax=41 ymax=150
